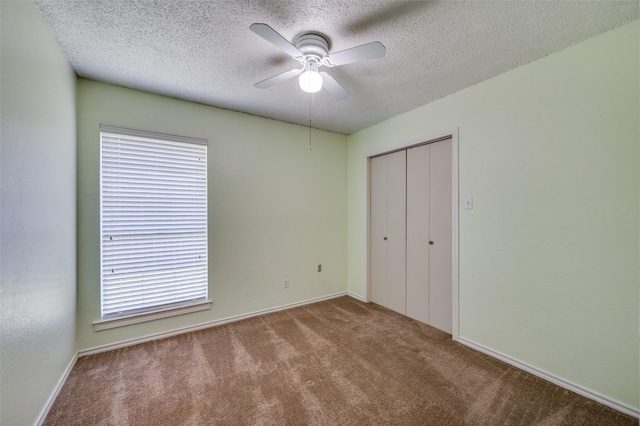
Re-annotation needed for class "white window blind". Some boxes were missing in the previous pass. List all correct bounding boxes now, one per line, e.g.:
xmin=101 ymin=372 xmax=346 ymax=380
xmin=100 ymin=125 xmax=208 ymax=319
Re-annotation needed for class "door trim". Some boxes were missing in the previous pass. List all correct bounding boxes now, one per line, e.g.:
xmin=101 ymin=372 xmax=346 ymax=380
xmin=366 ymin=128 xmax=459 ymax=341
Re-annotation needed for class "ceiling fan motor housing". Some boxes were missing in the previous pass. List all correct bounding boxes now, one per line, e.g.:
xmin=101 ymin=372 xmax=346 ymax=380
xmin=294 ymin=33 xmax=329 ymax=63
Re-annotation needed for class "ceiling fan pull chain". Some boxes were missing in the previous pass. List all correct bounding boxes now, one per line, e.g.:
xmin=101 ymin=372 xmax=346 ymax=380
xmin=309 ymin=93 xmax=314 ymax=151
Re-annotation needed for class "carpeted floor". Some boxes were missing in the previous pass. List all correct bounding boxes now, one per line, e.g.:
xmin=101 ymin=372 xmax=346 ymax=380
xmin=45 ymin=296 xmax=636 ymax=425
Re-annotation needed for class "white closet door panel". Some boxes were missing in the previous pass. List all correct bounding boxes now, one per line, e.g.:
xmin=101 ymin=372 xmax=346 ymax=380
xmin=429 ymin=138 xmax=453 ymax=333
xmin=370 ymin=155 xmax=388 ymax=307
xmin=406 ymin=145 xmax=430 ymax=324
xmin=386 ymin=150 xmax=407 ymax=315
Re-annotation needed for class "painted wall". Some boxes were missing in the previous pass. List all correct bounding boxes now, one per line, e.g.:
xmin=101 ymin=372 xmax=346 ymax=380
xmin=76 ymin=80 xmax=348 ymax=350
xmin=0 ymin=2 xmax=78 ymax=425
xmin=347 ymin=21 xmax=639 ymax=411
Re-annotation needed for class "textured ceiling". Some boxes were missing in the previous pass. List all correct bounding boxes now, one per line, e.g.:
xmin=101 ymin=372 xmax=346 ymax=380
xmin=35 ymin=0 xmax=638 ymax=135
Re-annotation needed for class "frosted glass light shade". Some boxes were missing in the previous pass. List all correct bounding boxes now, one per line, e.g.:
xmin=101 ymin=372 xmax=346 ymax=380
xmin=299 ymin=69 xmax=323 ymax=93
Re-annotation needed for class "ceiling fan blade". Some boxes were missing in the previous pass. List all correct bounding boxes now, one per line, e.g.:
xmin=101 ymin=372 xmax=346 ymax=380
xmin=320 ymin=72 xmax=349 ymax=100
xmin=255 ymin=68 xmax=301 ymax=89
xmin=250 ymin=23 xmax=302 ymax=58
xmin=325 ymin=41 xmax=386 ymax=67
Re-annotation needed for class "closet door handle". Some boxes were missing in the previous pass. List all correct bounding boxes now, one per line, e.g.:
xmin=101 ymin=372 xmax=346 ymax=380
xmin=429 ymin=241 xmax=434 ymax=245
xmin=384 ymin=237 xmax=388 ymax=240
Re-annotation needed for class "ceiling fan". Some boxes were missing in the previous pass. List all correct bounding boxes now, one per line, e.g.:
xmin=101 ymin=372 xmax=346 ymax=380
xmin=250 ymin=23 xmax=386 ymax=100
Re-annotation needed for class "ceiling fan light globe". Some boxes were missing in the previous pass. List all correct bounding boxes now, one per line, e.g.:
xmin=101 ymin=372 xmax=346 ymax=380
xmin=299 ymin=70 xmax=323 ymax=93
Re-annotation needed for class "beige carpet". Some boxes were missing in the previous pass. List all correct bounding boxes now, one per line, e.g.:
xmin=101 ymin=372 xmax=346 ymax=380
xmin=45 ymin=296 xmax=635 ymax=425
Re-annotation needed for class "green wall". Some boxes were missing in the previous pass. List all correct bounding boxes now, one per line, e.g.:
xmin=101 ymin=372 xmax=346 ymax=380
xmin=347 ymin=21 xmax=639 ymax=410
xmin=0 ymin=2 xmax=78 ymax=424
xmin=76 ymin=80 xmax=348 ymax=351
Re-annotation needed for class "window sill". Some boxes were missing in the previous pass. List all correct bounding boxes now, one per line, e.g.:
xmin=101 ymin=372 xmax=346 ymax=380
xmin=93 ymin=300 xmax=212 ymax=331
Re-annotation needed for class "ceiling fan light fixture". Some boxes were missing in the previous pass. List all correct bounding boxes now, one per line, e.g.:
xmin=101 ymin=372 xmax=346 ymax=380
xmin=299 ymin=62 xmax=323 ymax=93
xmin=250 ymin=24 xmax=385 ymax=100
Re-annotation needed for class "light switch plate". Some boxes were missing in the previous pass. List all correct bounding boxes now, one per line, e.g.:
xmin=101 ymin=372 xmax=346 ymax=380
xmin=464 ymin=196 xmax=473 ymax=210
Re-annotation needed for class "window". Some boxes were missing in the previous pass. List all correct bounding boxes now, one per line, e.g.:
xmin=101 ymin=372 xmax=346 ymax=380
xmin=98 ymin=125 xmax=208 ymax=326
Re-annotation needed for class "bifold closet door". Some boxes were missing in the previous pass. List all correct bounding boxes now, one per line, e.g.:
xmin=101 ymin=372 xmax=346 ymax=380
xmin=370 ymin=150 xmax=406 ymax=315
xmin=428 ymin=139 xmax=452 ymax=333
xmin=406 ymin=138 xmax=452 ymax=333
xmin=406 ymin=145 xmax=430 ymax=324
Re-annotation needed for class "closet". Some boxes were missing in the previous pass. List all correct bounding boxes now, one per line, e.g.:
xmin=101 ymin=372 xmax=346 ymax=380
xmin=370 ymin=138 xmax=452 ymax=334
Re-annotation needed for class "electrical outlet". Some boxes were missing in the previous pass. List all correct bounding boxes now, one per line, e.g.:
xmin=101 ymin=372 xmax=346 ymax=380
xmin=283 ymin=279 xmax=289 ymax=289
xmin=317 ymin=264 xmax=322 ymax=272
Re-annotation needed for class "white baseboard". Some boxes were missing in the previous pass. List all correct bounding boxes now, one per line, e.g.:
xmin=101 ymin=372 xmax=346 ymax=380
xmin=36 ymin=352 xmax=78 ymax=426
xmin=79 ymin=292 xmax=349 ymax=357
xmin=346 ymin=291 xmax=366 ymax=302
xmin=458 ymin=337 xmax=639 ymax=419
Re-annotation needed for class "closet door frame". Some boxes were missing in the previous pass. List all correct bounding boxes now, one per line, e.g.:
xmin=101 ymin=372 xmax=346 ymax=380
xmin=366 ymin=128 xmax=459 ymax=341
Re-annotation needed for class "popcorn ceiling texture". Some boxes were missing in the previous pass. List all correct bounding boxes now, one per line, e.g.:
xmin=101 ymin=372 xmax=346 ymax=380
xmin=35 ymin=0 xmax=638 ymax=134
